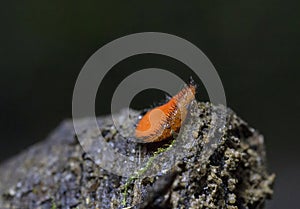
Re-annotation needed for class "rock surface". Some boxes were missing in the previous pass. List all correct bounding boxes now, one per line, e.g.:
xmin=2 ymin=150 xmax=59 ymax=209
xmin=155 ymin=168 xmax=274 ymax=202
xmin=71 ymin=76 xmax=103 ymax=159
xmin=0 ymin=102 xmax=275 ymax=209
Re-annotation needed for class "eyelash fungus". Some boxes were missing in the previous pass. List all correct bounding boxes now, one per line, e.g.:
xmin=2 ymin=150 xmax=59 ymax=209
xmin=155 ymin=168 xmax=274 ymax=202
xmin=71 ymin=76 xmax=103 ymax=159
xmin=135 ymin=81 xmax=196 ymax=143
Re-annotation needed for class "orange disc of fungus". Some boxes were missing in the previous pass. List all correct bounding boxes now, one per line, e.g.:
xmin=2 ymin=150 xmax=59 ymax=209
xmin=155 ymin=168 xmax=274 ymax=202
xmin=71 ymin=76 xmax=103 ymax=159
xmin=135 ymin=82 xmax=196 ymax=143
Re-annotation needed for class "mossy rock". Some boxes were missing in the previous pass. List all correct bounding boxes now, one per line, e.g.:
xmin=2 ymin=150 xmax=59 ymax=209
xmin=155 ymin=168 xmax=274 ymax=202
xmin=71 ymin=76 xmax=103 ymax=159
xmin=0 ymin=102 xmax=275 ymax=209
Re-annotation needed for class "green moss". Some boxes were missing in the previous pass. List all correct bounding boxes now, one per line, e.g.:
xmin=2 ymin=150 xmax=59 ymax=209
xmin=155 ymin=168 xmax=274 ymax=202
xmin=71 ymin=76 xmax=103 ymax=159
xmin=51 ymin=198 xmax=57 ymax=209
xmin=121 ymin=139 xmax=175 ymax=206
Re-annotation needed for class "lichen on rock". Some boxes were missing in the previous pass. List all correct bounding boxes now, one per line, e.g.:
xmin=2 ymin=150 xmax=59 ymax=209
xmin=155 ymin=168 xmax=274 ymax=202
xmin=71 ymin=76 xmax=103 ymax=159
xmin=0 ymin=102 xmax=275 ymax=209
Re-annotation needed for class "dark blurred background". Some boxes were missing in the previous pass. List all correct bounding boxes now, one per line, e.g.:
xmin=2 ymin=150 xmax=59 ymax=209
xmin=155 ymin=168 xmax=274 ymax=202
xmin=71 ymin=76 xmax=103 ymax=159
xmin=0 ymin=0 xmax=299 ymax=208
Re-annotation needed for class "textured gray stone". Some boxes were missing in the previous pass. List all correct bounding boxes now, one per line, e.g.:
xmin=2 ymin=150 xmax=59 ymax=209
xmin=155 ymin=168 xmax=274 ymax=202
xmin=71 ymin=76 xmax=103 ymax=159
xmin=0 ymin=102 xmax=275 ymax=209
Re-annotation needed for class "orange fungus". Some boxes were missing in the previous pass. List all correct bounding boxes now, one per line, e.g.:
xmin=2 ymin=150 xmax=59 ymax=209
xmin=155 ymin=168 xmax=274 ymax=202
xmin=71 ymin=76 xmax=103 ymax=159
xmin=135 ymin=82 xmax=196 ymax=143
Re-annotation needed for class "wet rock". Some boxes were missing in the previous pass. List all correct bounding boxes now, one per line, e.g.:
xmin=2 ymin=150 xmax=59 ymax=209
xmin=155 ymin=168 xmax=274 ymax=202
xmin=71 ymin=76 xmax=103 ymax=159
xmin=0 ymin=102 xmax=275 ymax=208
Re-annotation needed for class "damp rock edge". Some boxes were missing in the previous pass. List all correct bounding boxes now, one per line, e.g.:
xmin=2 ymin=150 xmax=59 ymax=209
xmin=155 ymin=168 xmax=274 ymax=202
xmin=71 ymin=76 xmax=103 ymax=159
xmin=0 ymin=102 xmax=275 ymax=209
